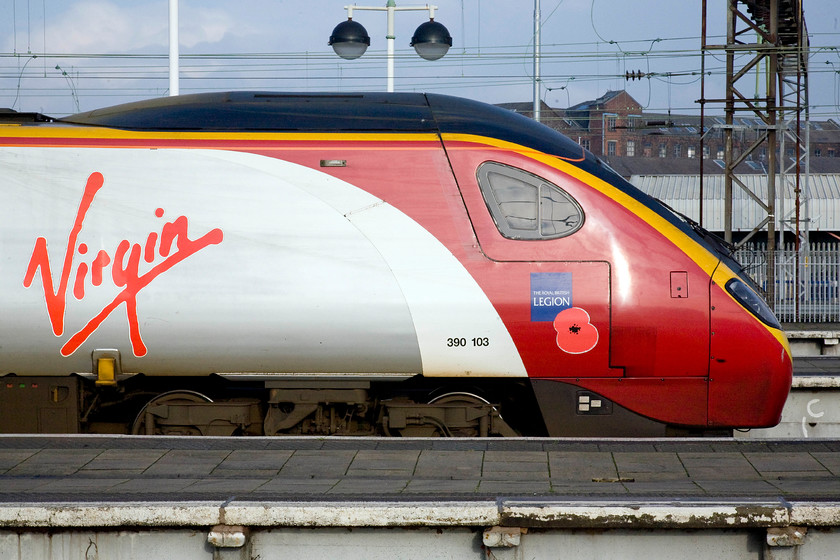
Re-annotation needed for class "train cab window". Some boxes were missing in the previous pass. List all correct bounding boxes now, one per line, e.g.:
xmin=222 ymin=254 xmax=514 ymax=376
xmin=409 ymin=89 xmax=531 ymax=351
xmin=476 ymin=162 xmax=584 ymax=240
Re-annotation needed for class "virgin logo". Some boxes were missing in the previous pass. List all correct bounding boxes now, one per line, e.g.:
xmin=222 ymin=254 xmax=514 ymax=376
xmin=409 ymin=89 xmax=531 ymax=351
xmin=23 ymin=172 xmax=224 ymax=357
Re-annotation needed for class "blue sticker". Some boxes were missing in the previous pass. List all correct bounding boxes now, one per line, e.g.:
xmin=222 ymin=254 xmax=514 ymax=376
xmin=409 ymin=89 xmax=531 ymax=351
xmin=531 ymin=272 xmax=572 ymax=322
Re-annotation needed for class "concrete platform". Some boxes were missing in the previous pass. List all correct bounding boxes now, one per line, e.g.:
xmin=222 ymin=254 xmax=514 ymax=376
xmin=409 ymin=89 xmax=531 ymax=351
xmin=0 ymin=436 xmax=838 ymax=520
xmin=1 ymin=436 xmax=838 ymax=559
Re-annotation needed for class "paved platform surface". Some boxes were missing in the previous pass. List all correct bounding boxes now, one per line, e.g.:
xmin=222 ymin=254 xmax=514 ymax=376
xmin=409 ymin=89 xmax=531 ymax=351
xmin=1 ymin=437 xmax=839 ymax=558
xmin=794 ymin=356 xmax=840 ymax=377
xmin=0 ymin=435 xmax=838 ymax=504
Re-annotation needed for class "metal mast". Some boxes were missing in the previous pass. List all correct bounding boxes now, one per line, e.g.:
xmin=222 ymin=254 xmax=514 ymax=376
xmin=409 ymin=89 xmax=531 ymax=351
xmin=700 ymin=0 xmax=809 ymax=309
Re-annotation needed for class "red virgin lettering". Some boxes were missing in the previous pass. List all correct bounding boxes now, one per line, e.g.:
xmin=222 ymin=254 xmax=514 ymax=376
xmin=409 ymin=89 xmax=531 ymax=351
xmin=24 ymin=172 xmax=104 ymax=336
xmin=23 ymin=172 xmax=224 ymax=357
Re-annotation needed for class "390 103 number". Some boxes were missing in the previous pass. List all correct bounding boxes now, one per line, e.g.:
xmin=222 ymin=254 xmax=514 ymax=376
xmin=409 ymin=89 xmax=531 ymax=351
xmin=446 ymin=337 xmax=490 ymax=347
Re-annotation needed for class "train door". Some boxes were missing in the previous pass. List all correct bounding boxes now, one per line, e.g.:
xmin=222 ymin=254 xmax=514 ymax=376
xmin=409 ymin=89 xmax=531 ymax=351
xmin=443 ymin=150 xmax=621 ymax=380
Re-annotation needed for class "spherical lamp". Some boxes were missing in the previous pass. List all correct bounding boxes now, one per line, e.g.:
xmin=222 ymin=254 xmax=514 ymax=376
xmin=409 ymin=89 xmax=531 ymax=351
xmin=329 ymin=19 xmax=371 ymax=60
xmin=410 ymin=20 xmax=452 ymax=61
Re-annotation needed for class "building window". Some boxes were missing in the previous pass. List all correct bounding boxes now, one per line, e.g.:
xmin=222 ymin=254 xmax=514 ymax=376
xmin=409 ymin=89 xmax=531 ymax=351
xmin=606 ymin=116 xmax=616 ymax=131
xmin=476 ymin=162 xmax=584 ymax=240
xmin=703 ymin=145 xmax=710 ymax=159
xmin=607 ymin=141 xmax=617 ymax=156
xmin=687 ymin=146 xmax=696 ymax=159
xmin=659 ymin=143 xmax=667 ymax=158
xmin=829 ymin=148 xmax=836 ymax=158
xmin=626 ymin=140 xmax=635 ymax=157
xmin=644 ymin=143 xmax=652 ymax=157
xmin=815 ymin=148 xmax=821 ymax=157
xmin=674 ymin=144 xmax=682 ymax=157
xmin=579 ymin=139 xmax=590 ymax=151
xmin=716 ymin=148 xmax=725 ymax=159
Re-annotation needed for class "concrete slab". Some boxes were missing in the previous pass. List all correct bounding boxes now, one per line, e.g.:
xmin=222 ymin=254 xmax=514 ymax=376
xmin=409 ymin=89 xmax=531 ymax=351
xmin=613 ymin=452 xmax=685 ymax=474
xmin=769 ymin=478 xmax=840 ymax=497
xmin=0 ymin=478 xmax=51 ymax=492
xmin=745 ymin=452 xmax=829 ymax=474
xmin=813 ymin=451 xmax=840 ymax=476
xmin=414 ymin=450 xmax=483 ymax=479
xmin=620 ymin=480 xmax=705 ymax=496
xmin=345 ymin=450 xmax=420 ymax=476
xmin=403 ymin=479 xmax=480 ymax=494
xmin=256 ymin=478 xmax=339 ymax=494
xmin=483 ymin=461 xmax=549 ymax=477
xmin=82 ymin=449 xmax=168 ymax=471
xmin=213 ymin=450 xmax=293 ymax=473
xmin=182 ymin=478 xmax=270 ymax=494
xmin=0 ymin=450 xmax=39 ymax=472
xmin=143 ymin=450 xmax=231 ymax=476
xmin=692 ymin=479 xmax=781 ymax=495
xmin=684 ymin=466 xmax=762 ymax=480
xmin=28 ymin=478 xmax=129 ymax=494
xmin=484 ymin=451 xmax=548 ymax=463
xmin=547 ymin=481 xmax=632 ymax=495
xmin=5 ymin=449 xmax=101 ymax=476
xmin=110 ymin=478 xmax=202 ymax=493
xmin=548 ymin=451 xmax=618 ymax=481
xmin=478 ymin=480 xmax=552 ymax=494
xmin=278 ymin=450 xmax=356 ymax=477
xmin=328 ymin=479 xmax=409 ymax=494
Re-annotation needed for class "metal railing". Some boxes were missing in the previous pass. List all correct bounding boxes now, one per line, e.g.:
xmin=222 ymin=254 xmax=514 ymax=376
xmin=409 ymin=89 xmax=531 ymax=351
xmin=735 ymin=242 xmax=840 ymax=323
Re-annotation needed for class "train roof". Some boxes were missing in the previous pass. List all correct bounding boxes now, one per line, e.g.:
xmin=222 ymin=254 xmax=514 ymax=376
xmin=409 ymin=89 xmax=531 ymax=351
xmin=58 ymin=91 xmax=590 ymax=161
xmin=5 ymin=91 xmax=740 ymax=275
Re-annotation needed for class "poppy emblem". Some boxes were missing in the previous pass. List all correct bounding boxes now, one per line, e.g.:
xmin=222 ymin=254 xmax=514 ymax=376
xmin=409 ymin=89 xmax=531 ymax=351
xmin=553 ymin=307 xmax=598 ymax=354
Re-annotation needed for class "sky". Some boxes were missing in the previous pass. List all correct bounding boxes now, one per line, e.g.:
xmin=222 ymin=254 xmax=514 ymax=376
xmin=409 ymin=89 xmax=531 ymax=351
xmin=2 ymin=0 xmax=839 ymax=120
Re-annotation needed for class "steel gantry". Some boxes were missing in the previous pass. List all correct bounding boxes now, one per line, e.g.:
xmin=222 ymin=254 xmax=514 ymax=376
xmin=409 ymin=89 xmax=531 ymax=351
xmin=700 ymin=0 xmax=809 ymax=307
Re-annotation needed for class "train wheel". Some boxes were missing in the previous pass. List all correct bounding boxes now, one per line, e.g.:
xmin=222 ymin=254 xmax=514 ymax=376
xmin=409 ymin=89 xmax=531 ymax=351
xmin=384 ymin=392 xmax=487 ymax=437
xmin=130 ymin=390 xmax=213 ymax=435
xmin=426 ymin=392 xmax=492 ymax=437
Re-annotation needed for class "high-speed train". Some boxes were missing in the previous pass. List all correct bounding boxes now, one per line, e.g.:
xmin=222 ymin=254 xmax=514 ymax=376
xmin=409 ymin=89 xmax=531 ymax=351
xmin=0 ymin=92 xmax=792 ymax=436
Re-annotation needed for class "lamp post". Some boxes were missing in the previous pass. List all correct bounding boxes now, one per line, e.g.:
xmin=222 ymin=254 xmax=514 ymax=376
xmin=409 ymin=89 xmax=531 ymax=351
xmin=329 ymin=1 xmax=452 ymax=93
xmin=533 ymin=0 xmax=541 ymax=123
xmin=169 ymin=0 xmax=179 ymax=96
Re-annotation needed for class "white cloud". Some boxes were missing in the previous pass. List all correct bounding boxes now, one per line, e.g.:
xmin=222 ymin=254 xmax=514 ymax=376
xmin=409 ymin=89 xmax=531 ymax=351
xmin=180 ymin=8 xmax=233 ymax=48
xmin=41 ymin=1 xmax=167 ymax=53
xmin=30 ymin=1 xmax=238 ymax=54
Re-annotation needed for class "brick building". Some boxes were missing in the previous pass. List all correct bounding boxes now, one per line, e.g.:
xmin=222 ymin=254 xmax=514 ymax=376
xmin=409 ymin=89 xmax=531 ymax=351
xmin=499 ymin=90 xmax=840 ymax=168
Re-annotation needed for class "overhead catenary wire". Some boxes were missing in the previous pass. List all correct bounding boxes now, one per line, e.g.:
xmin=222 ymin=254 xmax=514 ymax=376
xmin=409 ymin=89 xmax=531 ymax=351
xmin=4 ymin=0 xmax=839 ymax=120
xmin=2 ymin=29 xmax=838 ymax=119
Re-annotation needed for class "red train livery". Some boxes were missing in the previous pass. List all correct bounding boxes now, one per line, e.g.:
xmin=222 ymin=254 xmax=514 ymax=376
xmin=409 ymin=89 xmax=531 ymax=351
xmin=0 ymin=92 xmax=792 ymax=436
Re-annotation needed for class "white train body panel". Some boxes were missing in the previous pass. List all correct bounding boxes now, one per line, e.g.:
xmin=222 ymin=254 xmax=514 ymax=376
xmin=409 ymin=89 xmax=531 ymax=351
xmin=0 ymin=147 xmax=526 ymax=378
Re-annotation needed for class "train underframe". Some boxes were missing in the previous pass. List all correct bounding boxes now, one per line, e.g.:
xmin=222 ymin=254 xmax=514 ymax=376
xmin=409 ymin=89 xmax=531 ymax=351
xmin=0 ymin=374 xmax=721 ymax=437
